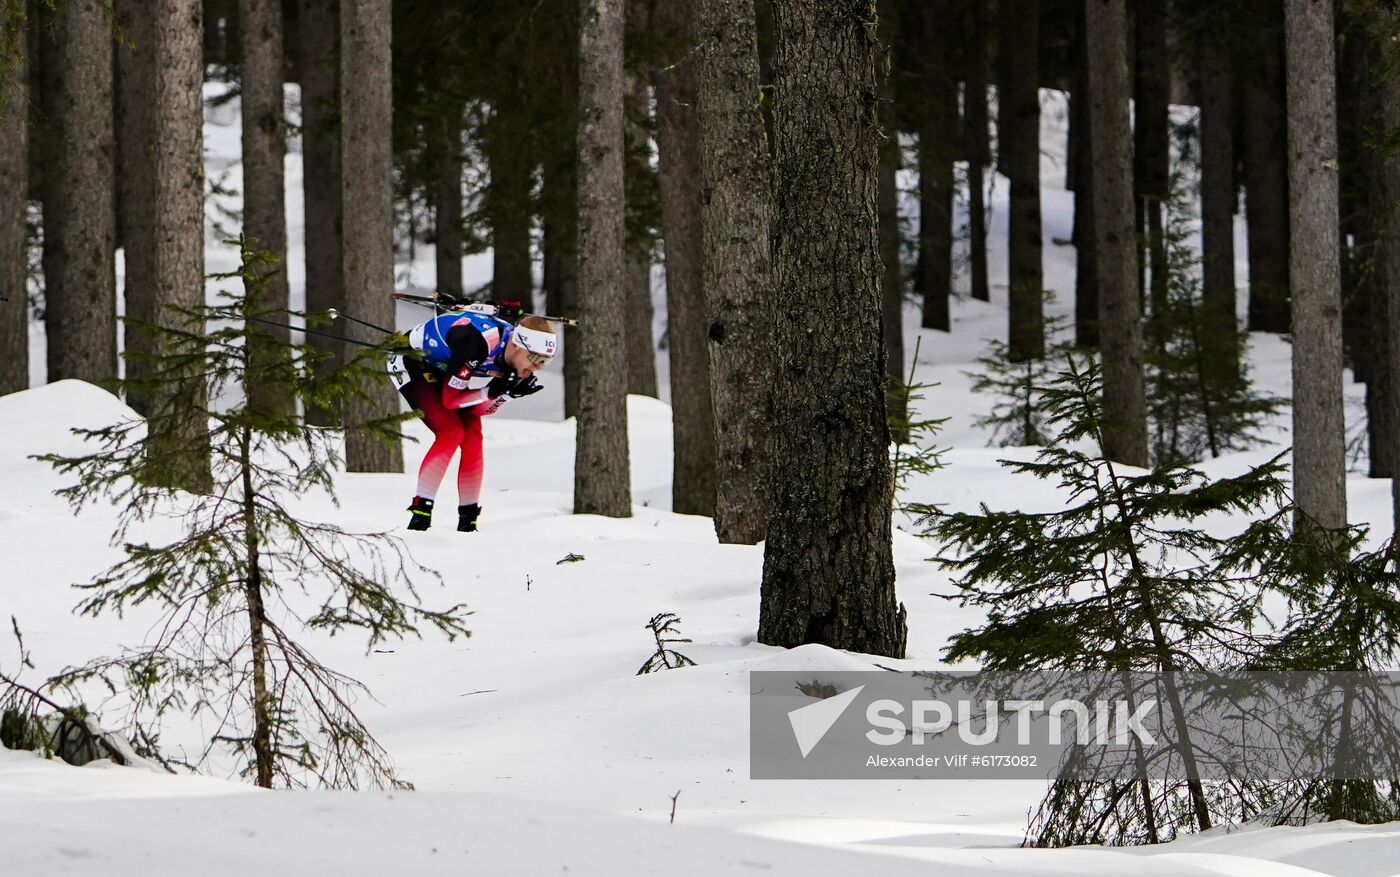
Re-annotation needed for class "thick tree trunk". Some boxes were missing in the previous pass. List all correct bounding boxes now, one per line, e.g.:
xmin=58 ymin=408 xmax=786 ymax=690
xmin=240 ymin=0 xmax=293 ymax=418
xmin=340 ymin=0 xmax=402 ymax=473
xmin=1002 ymin=0 xmax=1044 ymax=360
xmin=1241 ymin=0 xmax=1290 ymax=334
xmin=965 ymin=0 xmax=990 ymax=305
xmin=146 ymin=0 xmax=211 ymax=491
xmin=878 ymin=4 xmax=905 ymax=439
xmin=573 ymin=0 xmax=632 ymax=517
xmin=916 ymin=0 xmax=953 ymax=332
xmin=0 ymin=14 xmax=26 ymax=396
xmin=694 ymin=0 xmax=775 ymax=544
xmin=622 ymin=35 xmax=658 ymax=399
xmin=46 ymin=0 xmax=116 ymax=384
xmin=299 ymin=0 xmax=343 ymax=427
xmin=760 ymin=0 xmax=905 ymax=659
xmin=1284 ymin=0 xmax=1347 ymax=532
xmin=1199 ymin=8 xmax=1238 ymax=379
xmin=115 ymin=0 xmax=155 ymax=409
xmin=653 ymin=0 xmax=717 ymax=517
xmin=433 ymin=106 xmax=465 ymax=300
xmin=1134 ymin=0 xmax=1169 ymax=325
xmin=1085 ymin=0 xmax=1147 ymax=468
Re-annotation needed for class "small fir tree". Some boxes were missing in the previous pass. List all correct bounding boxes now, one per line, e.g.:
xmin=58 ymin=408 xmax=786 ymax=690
xmin=1146 ymin=181 xmax=1282 ymax=467
xmin=888 ymin=336 xmax=947 ymax=513
xmin=967 ymin=309 xmax=1072 ymax=447
xmin=919 ymin=354 xmax=1295 ymax=843
xmin=36 ymin=240 xmax=471 ymax=789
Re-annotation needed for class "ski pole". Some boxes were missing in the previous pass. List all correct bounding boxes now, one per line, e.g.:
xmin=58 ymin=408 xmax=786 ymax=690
xmin=326 ymin=308 xmax=395 ymax=336
xmin=243 ymin=315 xmax=403 ymax=351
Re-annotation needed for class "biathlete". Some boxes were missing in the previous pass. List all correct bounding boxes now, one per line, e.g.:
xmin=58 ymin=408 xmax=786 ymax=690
xmin=388 ymin=307 xmax=557 ymax=532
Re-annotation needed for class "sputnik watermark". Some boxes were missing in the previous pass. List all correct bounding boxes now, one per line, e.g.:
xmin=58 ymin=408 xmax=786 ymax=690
xmin=750 ymin=670 xmax=1400 ymax=780
xmin=864 ymin=697 xmax=1157 ymax=747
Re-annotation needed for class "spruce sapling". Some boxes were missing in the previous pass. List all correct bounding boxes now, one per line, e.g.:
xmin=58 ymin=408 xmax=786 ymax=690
xmin=36 ymin=240 xmax=471 ymax=789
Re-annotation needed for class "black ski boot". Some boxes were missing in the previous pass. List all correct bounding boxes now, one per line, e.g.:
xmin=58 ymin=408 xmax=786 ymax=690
xmin=407 ymin=496 xmax=434 ymax=530
xmin=458 ymin=503 xmax=481 ymax=533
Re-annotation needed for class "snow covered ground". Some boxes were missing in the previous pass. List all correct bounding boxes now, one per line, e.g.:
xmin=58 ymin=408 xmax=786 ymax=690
xmin=4 ymin=86 xmax=1399 ymax=874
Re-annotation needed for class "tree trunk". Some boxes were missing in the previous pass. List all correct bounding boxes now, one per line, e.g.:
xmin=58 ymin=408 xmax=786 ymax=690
xmin=916 ymin=0 xmax=953 ymax=332
xmin=1134 ymin=0 xmax=1169 ymax=327
xmin=486 ymin=98 xmax=534 ymax=301
xmin=1071 ymin=16 xmax=1099 ymax=349
xmin=573 ymin=0 xmax=631 ymax=517
xmin=240 ymin=0 xmax=293 ymax=418
xmin=694 ymin=0 xmax=775 ymax=544
xmin=760 ymin=0 xmax=905 ymax=659
xmin=145 ymin=0 xmax=212 ymax=492
xmin=115 ymin=0 xmax=156 ymax=410
xmin=965 ymin=0 xmax=990 ymax=305
xmin=299 ymin=0 xmax=344 ymax=427
xmin=1284 ymin=0 xmax=1347 ymax=532
xmin=340 ymin=0 xmax=402 ymax=473
xmin=1357 ymin=17 xmax=1394 ymax=481
xmin=878 ymin=3 xmax=905 ymax=438
xmin=1379 ymin=9 xmax=1400 ymax=528
xmin=535 ymin=7 xmax=582 ymax=418
xmin=1085 ymin=0 xmax=1147 ymax=467
xmin=622 ymin=27 xmax=658 ymax=399
xmin=1241 ymin=0 xmax=1290 ymax=334
xmin=433 ymin=105 xmax=465 ymax=300
xmin=1131 ymin=0 xmax=1164 ymax=333
xmin=1002 ymin=0 xmax=1044 ymax=360
xmin=46 ymin=0 xmax=116 ymax=384
xmin=0 ymin=13 xmax=26 ymax=396
xmin=1198 ymin=6 xmax=1238 ymax=379
xmin=653 ymin=0 xmax=717 ymax=517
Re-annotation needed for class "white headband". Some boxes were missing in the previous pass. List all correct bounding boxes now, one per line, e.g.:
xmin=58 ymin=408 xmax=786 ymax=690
xmin=513 ymin=325 xmax=558 ymax=358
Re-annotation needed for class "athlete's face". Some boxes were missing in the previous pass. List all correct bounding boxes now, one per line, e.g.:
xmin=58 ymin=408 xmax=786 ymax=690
xmin=503 ymin=337 xmax=552 ymax=378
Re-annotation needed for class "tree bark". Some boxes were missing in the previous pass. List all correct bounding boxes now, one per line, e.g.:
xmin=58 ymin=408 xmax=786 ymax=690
xmin=653 ymin=0 xmax=717 ymax=517
xmin=622 ymin=24 xmax=658 ymax=399
xmin=115 ymin=0 xmax=155 ymax=409
xmin=240 ymin=0 xmax=293 ymax=418
xmin=299 ymin=0 xmax=344 ymax=427
xmin=1198 ymin=7 xmax=1238 ymax=379
xmin=1241 ymin=0 xmax=1290 ymax=334
xmin=1379 ymin=9 xmax=1400 ymax=528
xmin=760 ymin=0 xmax=905 ymax=659
xmin=433 ymin=105 xmax=464 ymax=300
xmin=694 ymin=0 xmax=775 ymax=544
xmin=146 ymin=0 xmax=211 ymax=491
xmin=1134 ymin=0 xmax=1169 ymax=327
xmin=0 ymin=13 xmax=26 ymax=396
xmin=573 ymin=0 xmax=632 ymax=517
xmin=1002 ymin=0 xmax=1044 ymax=360
xmin=340 ymin=0 xmax=402 ymax=473
xmin=1284 ymin=0 xmax=1347 ymax=532
xmin=1085 ymin=0 xmax=1147 ymax=467
xmin=916 ymin=0 xmax=953 ymax=332
xmin=965 ymin=0 xmax=990 ymax=305
xmin=46 ymin=0 xmax=116 ymax=384
xmin=878 ymin=2 xmax=905 ymax=437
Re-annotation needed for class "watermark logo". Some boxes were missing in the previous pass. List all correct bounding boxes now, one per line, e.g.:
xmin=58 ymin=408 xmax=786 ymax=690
xmin=788 ymin=684 xmax=865 ymax=757
xmin=750 ymin=670 xmax=1400 ymax=781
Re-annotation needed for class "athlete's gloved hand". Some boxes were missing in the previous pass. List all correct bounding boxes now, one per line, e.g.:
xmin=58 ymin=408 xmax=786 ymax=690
xmin=487 ymin=372 xmax=520 ymax=398
xmin=505 ymin=375 xmax=543 ymax=398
